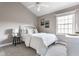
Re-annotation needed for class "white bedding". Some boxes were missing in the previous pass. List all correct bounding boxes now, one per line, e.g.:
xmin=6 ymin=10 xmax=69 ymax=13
xmin=22 ymin=33 xmax=58 ymax=55
xmin=31 ymin=33 xmax=58 ymax=47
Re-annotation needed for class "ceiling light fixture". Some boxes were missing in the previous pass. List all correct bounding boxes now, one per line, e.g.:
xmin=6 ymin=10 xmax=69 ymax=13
xmin=28 ymin=2 xmax=49 ymax=12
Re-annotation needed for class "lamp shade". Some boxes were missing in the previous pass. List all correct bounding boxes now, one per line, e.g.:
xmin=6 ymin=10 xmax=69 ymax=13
xmin=12 ymin=28 xmax=19 ymax=36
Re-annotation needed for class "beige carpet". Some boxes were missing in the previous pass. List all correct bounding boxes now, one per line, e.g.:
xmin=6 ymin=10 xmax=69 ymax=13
xmin=0 ymin=43 xmax=38 ymax=56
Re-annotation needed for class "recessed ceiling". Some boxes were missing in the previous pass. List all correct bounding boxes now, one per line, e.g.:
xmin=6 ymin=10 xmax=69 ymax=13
xmin=21 ymin=2 xmax=79 ymax=16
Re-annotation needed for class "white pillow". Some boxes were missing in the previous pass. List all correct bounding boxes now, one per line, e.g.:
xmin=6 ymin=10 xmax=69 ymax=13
xmin=27 ymin=26 xmax=38 ymax=34
xmin=33 ymin=28 xmax=38 ymax=33
xmin=20 ymin=26 xmax=28 ymax=35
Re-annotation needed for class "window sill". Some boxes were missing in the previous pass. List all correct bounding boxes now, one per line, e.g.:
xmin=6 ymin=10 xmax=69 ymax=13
xmin=66 ymin=34 xmax=79 ymax=38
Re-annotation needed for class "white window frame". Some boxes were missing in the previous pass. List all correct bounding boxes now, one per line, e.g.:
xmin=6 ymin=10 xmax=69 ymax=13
xmin=56 ymin=10 xmax=76 ymax=35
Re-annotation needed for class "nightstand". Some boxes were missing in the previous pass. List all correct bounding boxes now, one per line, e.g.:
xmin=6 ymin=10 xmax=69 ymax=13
xmin=12 ymin=28 xmax=24 ymax=46
xmin=13 ymin=36 xmax=21 ymax=46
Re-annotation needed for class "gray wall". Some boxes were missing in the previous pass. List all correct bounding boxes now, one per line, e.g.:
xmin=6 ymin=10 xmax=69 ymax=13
xmin=0 ymin=2 xmax=37 ymax=45
xmin=38 ymin=4 xmax=79 ymax=34
xmin=37 ymin=13 xmax=56 ymax=34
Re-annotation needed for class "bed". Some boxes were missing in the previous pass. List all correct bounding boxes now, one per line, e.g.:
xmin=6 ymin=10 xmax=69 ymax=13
xmin=20 ymin=25 xmax=58 ymax=55
xmin=29 ymin=33 xmax=58 ymax=55
xmin=20 ymin=25 xmax=68 ymax=56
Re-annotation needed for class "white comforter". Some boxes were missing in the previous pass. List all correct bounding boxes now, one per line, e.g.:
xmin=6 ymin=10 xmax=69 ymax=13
xmin=31 ymin=33 xmax=58 ymax=47
xmin=22 ymin=33 xmax=58 ymax=55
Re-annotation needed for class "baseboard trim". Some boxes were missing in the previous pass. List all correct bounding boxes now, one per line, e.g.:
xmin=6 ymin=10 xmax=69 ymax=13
xmin=0 ymin=42 xmax=12 ymax=48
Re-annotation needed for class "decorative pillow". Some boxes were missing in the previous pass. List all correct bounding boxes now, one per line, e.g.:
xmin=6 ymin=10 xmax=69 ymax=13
xmin=20 ymin=25 xmax=38 ymax=34
xmin=26 ymin=26 xmax=38 ymax=34
xmin=32 ymin=27 xmax=38 ymax=33
xmin=27 ymin=27 xmax=34 ymax=34
xmin=20 ymin=26 xmax=28 ymax=34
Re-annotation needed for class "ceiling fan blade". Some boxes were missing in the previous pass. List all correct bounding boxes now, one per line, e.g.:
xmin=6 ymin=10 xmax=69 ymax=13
xmin=28 ymin=5 xmax=35 ymax=8
xmin=37 ymin=6 xmax=41 ymax=11
xmin=39 ymin=4 xmax=49 ymax=7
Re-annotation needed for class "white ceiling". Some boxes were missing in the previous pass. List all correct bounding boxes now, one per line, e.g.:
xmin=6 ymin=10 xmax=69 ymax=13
xmin=21 ymin=2 xmax=79 ymax=16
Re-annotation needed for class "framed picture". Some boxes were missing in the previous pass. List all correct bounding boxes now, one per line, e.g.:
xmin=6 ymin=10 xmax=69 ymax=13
xmin=45 ymin=20 xmax=49 ymax=28
xmin=41 ymin=19 xmax=44 ymax=26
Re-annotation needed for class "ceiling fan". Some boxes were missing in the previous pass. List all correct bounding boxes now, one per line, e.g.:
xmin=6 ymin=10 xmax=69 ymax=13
xmin=28 ymin=2 xmax=49 ymax=12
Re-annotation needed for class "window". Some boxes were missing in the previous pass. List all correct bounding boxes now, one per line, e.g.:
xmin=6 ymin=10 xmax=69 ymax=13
xmin=56 ymin=14 xmax=75 ymax=34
